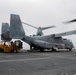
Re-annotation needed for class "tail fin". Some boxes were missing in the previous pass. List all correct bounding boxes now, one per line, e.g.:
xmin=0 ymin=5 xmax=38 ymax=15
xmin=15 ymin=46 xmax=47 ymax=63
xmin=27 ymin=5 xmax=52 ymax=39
xmin=2 ymin=23 xmax=10 ymax=34
xmin=10 ymin=14 xmax=25 ymax=39
xmin=1 ymin=23 xmax=11 ymax=41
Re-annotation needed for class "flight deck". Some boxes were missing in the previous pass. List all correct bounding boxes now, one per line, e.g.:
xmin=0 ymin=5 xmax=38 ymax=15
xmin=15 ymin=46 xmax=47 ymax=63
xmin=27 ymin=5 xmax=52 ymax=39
xmin=0 ymin=49 xmax=76 ymax=75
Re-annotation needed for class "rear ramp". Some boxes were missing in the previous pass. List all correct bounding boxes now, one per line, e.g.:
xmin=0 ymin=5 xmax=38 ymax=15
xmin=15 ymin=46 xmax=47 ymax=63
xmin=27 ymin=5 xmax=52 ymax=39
xmin=10 ymin=14 xmax=25 ymax=39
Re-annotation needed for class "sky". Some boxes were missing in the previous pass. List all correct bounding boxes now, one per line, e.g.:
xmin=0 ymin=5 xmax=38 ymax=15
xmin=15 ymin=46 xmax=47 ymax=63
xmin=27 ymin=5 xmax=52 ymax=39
xmin=0 ymin=0 xmax=76 ymax=49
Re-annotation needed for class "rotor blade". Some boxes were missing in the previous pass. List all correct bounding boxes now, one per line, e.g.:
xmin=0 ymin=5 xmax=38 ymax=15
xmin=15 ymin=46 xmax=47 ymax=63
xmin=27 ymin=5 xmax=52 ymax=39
xmin=22 ymin=22 xmax=38 ymax=29
xmin=63 ymin=19 xmax=76 ymax=24
xmin=41 ymin=25 xmax=56 ymax=30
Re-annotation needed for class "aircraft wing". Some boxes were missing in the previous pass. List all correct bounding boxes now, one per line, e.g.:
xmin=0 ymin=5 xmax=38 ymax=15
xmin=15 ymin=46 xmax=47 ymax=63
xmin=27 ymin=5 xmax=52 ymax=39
xmin=54 ymin=30 xmax=76 ymax=38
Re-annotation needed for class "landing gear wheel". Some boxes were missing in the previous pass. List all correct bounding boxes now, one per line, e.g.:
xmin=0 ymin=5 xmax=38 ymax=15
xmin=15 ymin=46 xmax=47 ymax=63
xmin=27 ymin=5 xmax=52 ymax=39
xmin=30 ymin=45 xmax=32 ymax=50
xmin=16 ymin=50 xmax=18 ymax=53
xmin=11 ymin=49 xmax=14 ymax=53
xmin=51 ymin=48 xmax=56 ymax=52
xmin=40 ymin=49 xmax=44 ymax=52
xmin=0 ymin=49 xmax=4 ymax=53
xmin=69 ymin=48 xmax=72 ymax=51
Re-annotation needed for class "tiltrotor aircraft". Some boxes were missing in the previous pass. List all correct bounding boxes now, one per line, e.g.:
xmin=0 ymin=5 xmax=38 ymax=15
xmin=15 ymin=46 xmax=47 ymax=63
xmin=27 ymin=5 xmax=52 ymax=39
xmin=22 ymin=22 xmax=56 ymax=36
xmin=1 ymin=14 xmax=76 ymax=52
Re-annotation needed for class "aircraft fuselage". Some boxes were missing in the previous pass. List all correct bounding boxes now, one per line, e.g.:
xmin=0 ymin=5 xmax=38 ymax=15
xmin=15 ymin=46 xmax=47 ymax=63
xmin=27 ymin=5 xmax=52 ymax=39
xmin=22 ymin=34 xmax=73 ymax=50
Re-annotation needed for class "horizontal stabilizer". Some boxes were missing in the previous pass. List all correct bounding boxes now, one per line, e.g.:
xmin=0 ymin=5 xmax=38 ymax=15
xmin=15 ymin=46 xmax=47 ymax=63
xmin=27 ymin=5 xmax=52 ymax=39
xmin=10 ymin=14 xmax=25 ymax=39
xmin=55 ymin=30 xmax=76 ymax=38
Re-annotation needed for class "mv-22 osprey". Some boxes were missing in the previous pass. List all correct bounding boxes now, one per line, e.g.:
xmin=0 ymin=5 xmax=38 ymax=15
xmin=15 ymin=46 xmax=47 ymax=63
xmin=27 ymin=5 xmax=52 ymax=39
xmin=1 ymin=14 xmax=76 ymax=51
